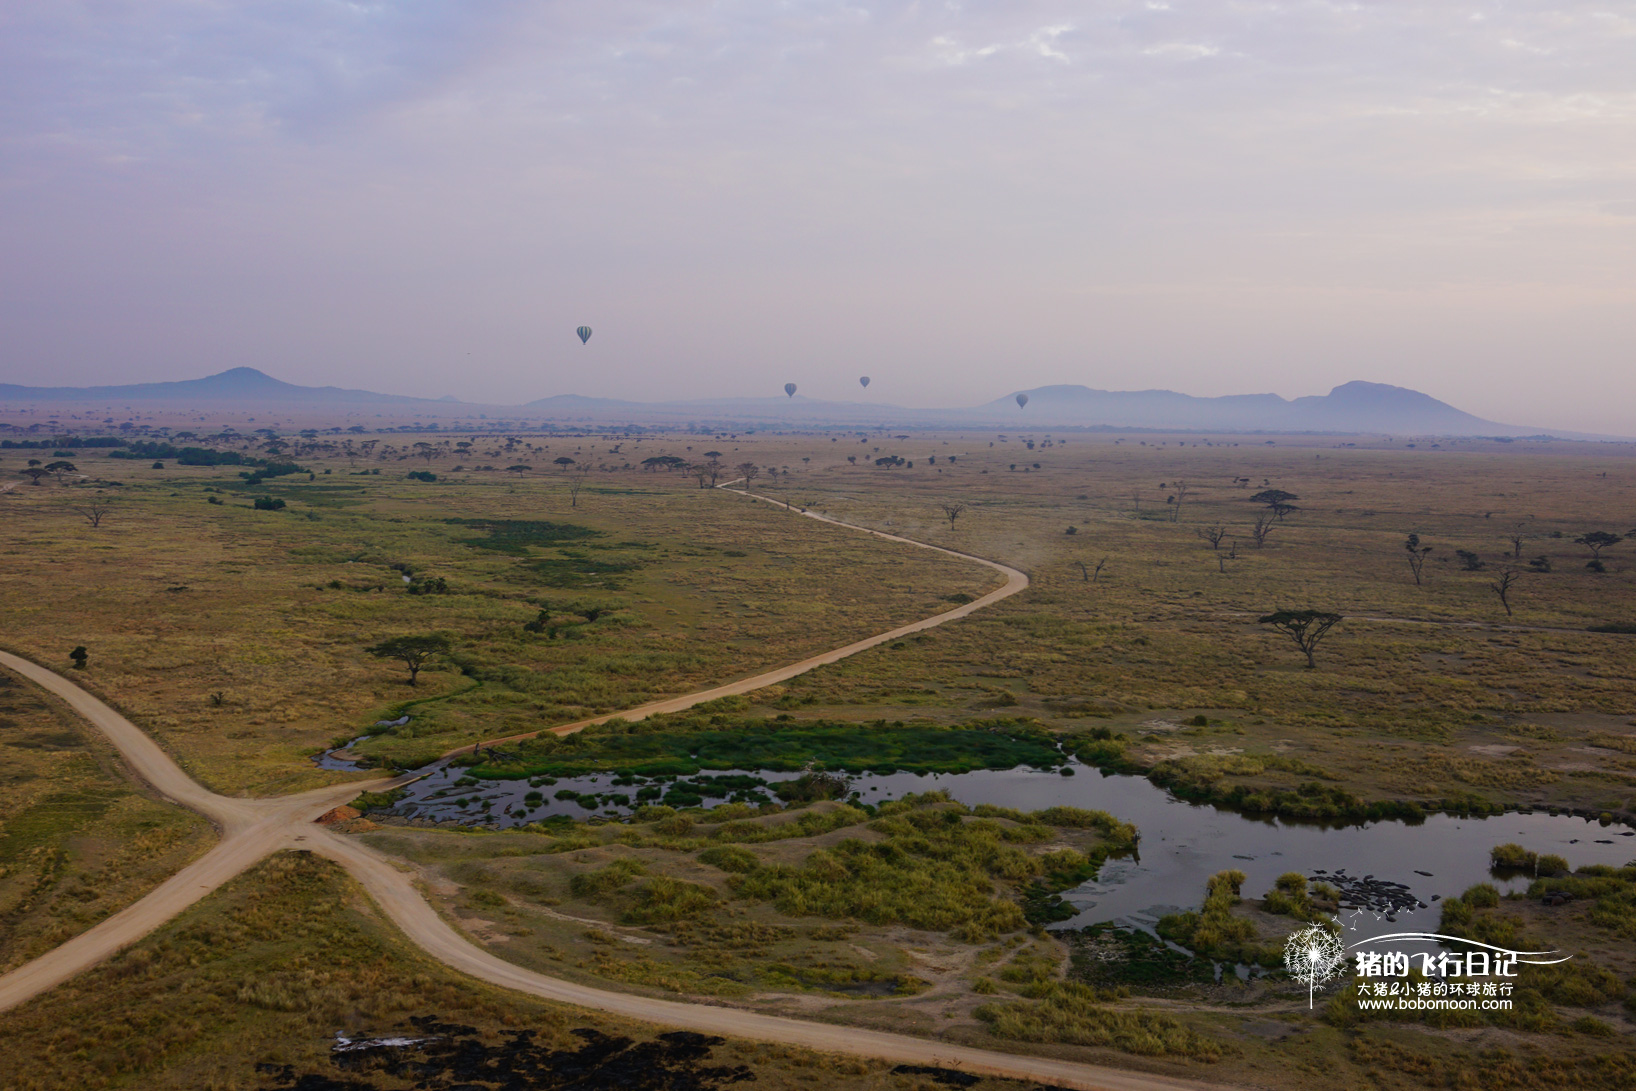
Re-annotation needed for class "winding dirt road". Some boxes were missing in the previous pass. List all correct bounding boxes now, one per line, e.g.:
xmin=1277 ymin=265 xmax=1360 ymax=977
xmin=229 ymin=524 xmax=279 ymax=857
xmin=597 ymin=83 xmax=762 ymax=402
xmin=0 ymin=491 xmax=1227 ymax=1091
xmin=460 ymin=485 xmax=1031 ymax=754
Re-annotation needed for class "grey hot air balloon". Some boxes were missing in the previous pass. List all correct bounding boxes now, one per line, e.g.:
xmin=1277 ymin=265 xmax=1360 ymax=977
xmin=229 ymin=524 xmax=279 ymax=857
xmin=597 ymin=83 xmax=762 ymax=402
xmin=784 ymin=382 xmax=798 ymax=398
xmin=859 ymin=376 xmax=870 ymax=388
xmin=1015 ymin=393 xmax=1029 ymax=408
xmin=576 ymin=326 xmax=592 ymax=344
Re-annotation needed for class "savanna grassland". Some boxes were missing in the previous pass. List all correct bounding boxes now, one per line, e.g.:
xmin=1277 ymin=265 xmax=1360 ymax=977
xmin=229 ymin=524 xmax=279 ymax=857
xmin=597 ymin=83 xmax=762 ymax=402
xmin=0 ymin=849 xmax=1065 ymax=1091
xmin=0 ymin=441 xmax=993 ymax=794
xmin=6 ymin=422 xmax=1636 ymax=1089
xmin=711 ymin=431 xmax=1636 ymax=821
xmin=0 ymin=664 xmax=210 ymax=972
xmin=357 ymin=794 xmax=1136 ymax=1010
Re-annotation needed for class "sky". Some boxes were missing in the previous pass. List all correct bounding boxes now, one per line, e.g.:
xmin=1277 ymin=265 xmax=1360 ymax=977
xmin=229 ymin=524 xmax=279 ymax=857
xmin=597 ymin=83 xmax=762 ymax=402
xmin=2 ymin=2 xmax=1634 ymax=433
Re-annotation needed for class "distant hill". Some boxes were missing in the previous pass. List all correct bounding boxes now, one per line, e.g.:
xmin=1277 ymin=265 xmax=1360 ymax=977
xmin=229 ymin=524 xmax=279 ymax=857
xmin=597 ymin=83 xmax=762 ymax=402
xmin=0 ymin=368 xmax=1553 ymax=436
xmin=979 ymin=380 xmax=1515 ymax=435
xmin=0 ymin=367 xmax=438 ymax=405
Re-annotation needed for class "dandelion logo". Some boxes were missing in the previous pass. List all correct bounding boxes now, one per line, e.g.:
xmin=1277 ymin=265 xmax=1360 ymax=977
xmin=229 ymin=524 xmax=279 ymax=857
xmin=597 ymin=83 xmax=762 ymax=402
xmin=1284 ymin=923 xmax=1348 ymax=1009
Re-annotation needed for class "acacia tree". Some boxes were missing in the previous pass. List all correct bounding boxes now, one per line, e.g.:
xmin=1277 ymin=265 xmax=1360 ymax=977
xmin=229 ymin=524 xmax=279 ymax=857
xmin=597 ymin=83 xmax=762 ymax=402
xmin=45 ymin=460 xmax=78 ymax=486
xmin=939 ymin=502 xmax=968 ymax=528
xmin=1249 ymin=488 xmax=1299 ymax=521
xmin=567 ymin=463 xmax=592 ymax=508
xmin=1575 ymin=531 xmax=1622 ymax=572
xmin=735 ymin=462 xmax=760 ymax=490
xmin=19 ymin=467 xmax=48 ymax=486
xmin=71 ymin=501 xmax=112 ymax=527
xmin=1258 ymin=609 xmax=1343 ymax=669
xmin=365 ymin=634 xmax=451 ymax=686
xmin=1405 ymin=533 xmax=1432 ymax=586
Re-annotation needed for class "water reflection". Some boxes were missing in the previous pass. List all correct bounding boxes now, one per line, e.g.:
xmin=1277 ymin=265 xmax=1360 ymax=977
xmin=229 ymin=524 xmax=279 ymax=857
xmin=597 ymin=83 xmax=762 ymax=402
xmin=385 ymin=760 xmax=1635 ymax=942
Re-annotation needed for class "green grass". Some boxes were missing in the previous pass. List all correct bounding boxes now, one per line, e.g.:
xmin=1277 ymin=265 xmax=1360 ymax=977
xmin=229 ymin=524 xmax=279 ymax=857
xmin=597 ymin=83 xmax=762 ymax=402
xmin=471 ymin=715 xmax=1068 ymax=779
xmin=445 ymin=517 xmax=602 ymax=554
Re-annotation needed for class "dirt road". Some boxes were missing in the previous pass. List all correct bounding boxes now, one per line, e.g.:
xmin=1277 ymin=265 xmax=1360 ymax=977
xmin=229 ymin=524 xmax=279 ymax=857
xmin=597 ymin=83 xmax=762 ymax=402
xmin=0 ymin=495 xmax=1230 ymax=1091
xmin=458 ymin=485 xmax=1030 ymax=754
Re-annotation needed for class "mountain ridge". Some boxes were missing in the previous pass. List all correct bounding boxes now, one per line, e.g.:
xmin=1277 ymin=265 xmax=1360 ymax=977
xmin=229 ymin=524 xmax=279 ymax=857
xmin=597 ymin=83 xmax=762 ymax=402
xmin=0 ymin=367 xmax=1569 ymax=436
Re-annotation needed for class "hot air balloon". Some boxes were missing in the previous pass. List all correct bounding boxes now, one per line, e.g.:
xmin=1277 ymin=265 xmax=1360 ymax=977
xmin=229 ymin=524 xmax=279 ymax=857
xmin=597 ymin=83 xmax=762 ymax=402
xmin=576 ymin=326 xmax=592 ymax=344
xmin=784 ymin=383 xmax=798 ymax=398
xmin=859 ymin=376 xmax=870 ymax=389
xmin=1015 ymin=393 xmax=1029 ymax=408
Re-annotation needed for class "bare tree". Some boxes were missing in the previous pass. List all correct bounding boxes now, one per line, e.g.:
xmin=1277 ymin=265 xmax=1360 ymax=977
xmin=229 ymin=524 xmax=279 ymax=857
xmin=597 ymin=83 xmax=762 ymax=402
xmin=735 ymin=462 xmax=761 ymax=490
xmin=567 ymin=463 xmax=592 ymax=508
xmin=1506 ymin=526 xmax=1526 ymax=558
xmin=939 ymin=502 xmax=968 ymax=528
xmin=1130 ymin=488 xmax=1141 ymax=511
xmin=1196 ymin=524 xmax=1229 ymax=550
xmin=1168 ymin=480 xmax=1189 ymax=522
xmin=1405 ymin=533 xmax=1432 ymax=586
xmin=1074 ymin=557 xmax=1109 ymax=583
xmin=1490 ymin=569 xmax=1520 ymax=617
xmin=1249 ymin=512 xmax=1276 ymax=548
xmin=71 ymin=501 xmax=113 ymax=527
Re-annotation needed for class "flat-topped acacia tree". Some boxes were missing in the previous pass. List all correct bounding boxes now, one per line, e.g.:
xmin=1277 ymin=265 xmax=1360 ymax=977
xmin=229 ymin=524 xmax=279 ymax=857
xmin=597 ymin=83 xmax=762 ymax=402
xmin=366 ymin=634 xmax=451 ymax=686
xmin=1258 ymin=610 xmax=1343 ymax=669
xmin=1575 ymin=531 xmax=1622 ymax=572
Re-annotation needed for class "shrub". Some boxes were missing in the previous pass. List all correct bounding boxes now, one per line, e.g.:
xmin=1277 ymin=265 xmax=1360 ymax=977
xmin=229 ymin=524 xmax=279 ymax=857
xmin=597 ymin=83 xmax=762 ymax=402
xmin=774 ymin=772 xmax=850 ymax=802
xmin=252 ymin=496 xmax=286 ymax=511
xmin=976 ymin=982 xmax=1226 ymax=1061
xmin=623 ymin=877 xmax=718 ymax=924
xmin=1262 ymin=872 xmax=1326 ymax=922
xmin=1537 ymin=854 xmax=1570 ymax=877
xmin=568 ymin=858 xmax=645 ymax=899
xmin=731 ymin=806 xmax=1038 ymax=939
xmin=654 ymin=815 xmax=695 ymax=837
xmin=1157 ymin=870 xmax=1274 ymax=964
xmin=697 ymin=846 xmax=760 ymax=873
xmin=1491 ymin=843 xmax=1537 ymax=870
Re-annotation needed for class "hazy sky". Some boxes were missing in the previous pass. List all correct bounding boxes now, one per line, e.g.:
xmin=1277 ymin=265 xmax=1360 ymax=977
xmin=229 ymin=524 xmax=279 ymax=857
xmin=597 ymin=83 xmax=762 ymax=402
xmin=3 ymin=3 xmax=1634 ymax=432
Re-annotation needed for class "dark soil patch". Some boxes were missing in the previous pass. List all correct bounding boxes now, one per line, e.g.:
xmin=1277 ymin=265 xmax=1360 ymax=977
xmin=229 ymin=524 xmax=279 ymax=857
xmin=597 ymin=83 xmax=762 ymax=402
xmin=256 ymin=1019 xmax=754 ymax=1091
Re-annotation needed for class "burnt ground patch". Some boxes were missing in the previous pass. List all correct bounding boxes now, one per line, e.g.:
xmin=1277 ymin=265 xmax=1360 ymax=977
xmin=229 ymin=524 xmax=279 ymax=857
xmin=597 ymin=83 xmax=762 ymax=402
xmin=256 ymin=1019 xmax=754 ymax=1091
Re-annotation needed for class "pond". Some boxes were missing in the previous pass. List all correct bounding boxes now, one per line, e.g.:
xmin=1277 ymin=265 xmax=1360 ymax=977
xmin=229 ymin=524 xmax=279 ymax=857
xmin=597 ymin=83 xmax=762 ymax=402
xmin=384 ymin=759 xmax=1635 ymax=942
